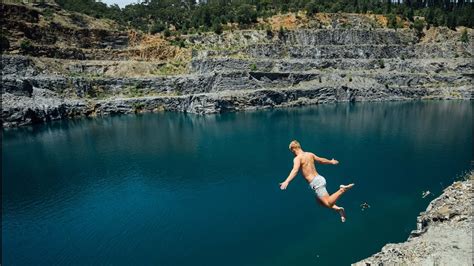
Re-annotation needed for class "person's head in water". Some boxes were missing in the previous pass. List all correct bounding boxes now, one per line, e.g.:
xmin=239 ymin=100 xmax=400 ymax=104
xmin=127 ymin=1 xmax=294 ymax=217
xmin=289 ymin=140 xmax=303 ymax=155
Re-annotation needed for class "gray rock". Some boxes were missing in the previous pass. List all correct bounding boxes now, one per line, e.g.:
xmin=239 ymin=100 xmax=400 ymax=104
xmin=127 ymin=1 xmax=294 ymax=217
xmin=353 ymin=175 xmax=473 ymax=265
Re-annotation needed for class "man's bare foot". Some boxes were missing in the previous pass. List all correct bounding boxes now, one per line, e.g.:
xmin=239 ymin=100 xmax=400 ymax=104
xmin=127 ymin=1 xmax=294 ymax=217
xmin=339 ymin=183 xmax=355 ymax=192
xmin=334 ymin=206 xmax=346 ymax=222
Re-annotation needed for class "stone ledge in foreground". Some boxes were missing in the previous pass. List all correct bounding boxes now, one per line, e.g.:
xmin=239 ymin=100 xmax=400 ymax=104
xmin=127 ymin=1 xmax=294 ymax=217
xmin=353 ymin=174 xmax=473 ymax=265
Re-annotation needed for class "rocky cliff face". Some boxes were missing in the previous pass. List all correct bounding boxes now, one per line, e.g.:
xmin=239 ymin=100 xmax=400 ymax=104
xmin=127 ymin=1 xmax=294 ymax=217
xmin=353 ymin=174 xmax=473 ymax=265
xmin=1 ymin=2 xmax=473 ymax=127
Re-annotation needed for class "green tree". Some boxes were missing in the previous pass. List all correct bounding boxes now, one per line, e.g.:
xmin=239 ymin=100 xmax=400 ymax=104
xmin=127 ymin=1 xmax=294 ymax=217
xmin=413 ymin=18 xmax=425 ymax=33
xmin=405 ymin=7 xmax=414 ymax=21
xmin=54 ymin=0 xmax=474 ymax=33
xmin=236 ymin=4 xmax=257 ymax=26
xmin=305 ymin=1 xmax=318 ymax=16
xmin=446 ymin=13 xmax=456 ymax=30
xmin=150 ymin=22 xmax=166 ymax=34
xmin=212 ymin=18 xmax=223 ymax=35
xmin=387 ymin=13 xmax=399 ymax=29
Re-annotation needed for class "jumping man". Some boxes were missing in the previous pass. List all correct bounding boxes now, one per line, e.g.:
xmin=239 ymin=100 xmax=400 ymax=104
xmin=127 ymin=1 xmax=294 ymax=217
xmin=279 ymin=140 xmax=354 ymax=222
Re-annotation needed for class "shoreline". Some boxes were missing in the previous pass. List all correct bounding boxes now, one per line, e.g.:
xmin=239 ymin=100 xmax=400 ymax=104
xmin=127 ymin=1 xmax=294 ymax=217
xmin=2 ymin=98 xmax=472 ymax=130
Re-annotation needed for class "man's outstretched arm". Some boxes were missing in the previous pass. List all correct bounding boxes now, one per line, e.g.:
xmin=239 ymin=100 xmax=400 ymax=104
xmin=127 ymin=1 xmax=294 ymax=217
xmin=312 ymin=153 xmax=339 ymax=165
xmin=280 ymin=157 xmax=301 ymax=190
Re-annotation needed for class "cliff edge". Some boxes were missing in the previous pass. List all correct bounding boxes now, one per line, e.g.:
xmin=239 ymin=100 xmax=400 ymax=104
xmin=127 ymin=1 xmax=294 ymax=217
xmin=353 ymin=173 xmax=473 ymax=265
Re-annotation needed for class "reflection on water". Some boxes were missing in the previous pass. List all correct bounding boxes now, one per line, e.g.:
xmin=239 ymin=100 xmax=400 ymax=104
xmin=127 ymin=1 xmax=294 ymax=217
xmin=2 ymin=100 xmax=472 ymax=266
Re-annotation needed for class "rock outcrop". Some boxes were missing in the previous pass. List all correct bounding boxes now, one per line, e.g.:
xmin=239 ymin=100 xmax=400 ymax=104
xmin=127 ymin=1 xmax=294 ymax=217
xmin=353 ymin=173 xmax=473 ymax=265
xmin=1 ymin=2 xmax=473 ymax=127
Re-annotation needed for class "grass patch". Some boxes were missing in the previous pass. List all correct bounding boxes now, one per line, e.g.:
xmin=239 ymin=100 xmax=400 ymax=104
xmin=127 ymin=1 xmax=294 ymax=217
xmin=249 ymin=63 xmax=257 ymax=71
xmin=153 ymin=60 xmax=188 ymax=75
xmin=127 ymin=84 xmax=144 ymax=97
xmin=85 ymin=85 xmax=107 ymax=99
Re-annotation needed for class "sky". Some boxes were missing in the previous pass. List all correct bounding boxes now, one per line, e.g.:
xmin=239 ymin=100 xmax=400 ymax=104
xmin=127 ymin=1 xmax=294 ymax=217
xmin=99 ymin=0 xmax=143 ymax=8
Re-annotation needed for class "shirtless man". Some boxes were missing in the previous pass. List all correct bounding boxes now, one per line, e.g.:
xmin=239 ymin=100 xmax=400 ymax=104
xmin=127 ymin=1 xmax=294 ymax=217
xmin=279 ymin=140 xmax=354 ymax=222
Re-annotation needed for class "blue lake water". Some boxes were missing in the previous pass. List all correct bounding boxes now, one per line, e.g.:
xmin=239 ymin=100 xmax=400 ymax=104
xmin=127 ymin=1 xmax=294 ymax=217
xmin=2 ymin=101 xmax=472 ymax=265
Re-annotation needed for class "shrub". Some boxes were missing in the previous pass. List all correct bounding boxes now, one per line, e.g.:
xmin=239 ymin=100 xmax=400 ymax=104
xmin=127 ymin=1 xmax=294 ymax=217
xmin=128 ymin=85 xmax=144 ymax=97
xmin=163 ymin=29 xmax=171 ymax=38
xmin=43 ymin=8 xmax=54 ymax=20
xmin=266 ymin=28 xmax=273 ymax=39
xmin=150 ymin=22 xmax=166 ymax=34
xmin=460 ymin=29 xmax=469 ymax=43
xmin=212 ymin=19 xmax=223 ymax=35
xmin=0 ymin=35 xmax=10 ymax=52
xmin=378 ymin=59 xmax=385 ymax=69
xmin=70 ymin=13 xmax=87 ymax=27
xmin=413 ymin=18 xmax=425 ymax=32
xmin=249 ymin=63 xmax=257 ymax=71
xmin=278 ymin=26 xmax=287 ymax=39
xmin=236 ymin=4 xmax=257 ymax=26
xmin=20 ymin=39 xmax=33 ymax=51
xmin=170 ymin=37 xmax=186 ymax=48
xmin=305 ymin=1 xmax=318 ymax=16
xmin=132 ymin=102 xmax=145 ymax=113
xmin=387 ymin=13 xmax=398 ymax=29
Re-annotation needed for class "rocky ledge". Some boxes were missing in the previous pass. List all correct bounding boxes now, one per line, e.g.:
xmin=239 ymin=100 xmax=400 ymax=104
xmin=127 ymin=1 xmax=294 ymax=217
xmin=353 ymin=173 xmax=473 ymax=265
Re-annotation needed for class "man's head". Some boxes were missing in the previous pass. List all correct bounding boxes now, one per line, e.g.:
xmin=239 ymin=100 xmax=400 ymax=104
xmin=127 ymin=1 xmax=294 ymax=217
xmin=289 ymin=140 xmax=302 ymax=154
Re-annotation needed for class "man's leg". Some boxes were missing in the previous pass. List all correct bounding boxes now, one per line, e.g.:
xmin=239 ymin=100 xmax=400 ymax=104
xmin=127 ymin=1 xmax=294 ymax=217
xmin=333 ymin=205 xmax=346 ymax=222
xmin=316 ymin=198 xmax=347 ymax=222
xmin=318 ymin=190 xmax=343 ymax=208
xmin=318 ymin=183 xmax=354 ymax=208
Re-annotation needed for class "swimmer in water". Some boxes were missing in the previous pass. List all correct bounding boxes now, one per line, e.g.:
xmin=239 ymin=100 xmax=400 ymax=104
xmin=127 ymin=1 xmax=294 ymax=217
xmin=279 ymin=140 xmax=354 ymax=222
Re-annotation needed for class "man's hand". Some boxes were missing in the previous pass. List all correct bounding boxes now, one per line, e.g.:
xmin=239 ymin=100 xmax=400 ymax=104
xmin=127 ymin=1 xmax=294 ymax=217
xmin=331 ymin=159 xmax=339 ymax=165
xmin=279 ymin=181 xmax=289 ymax=190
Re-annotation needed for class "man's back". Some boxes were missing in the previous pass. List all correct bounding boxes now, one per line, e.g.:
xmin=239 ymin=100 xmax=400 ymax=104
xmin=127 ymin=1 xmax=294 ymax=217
xmin=297 ymin=152 xmax=319 ymax=182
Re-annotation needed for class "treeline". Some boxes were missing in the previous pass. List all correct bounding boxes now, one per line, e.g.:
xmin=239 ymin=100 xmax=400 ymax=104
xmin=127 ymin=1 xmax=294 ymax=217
xmin=56 ymin=0 xmax=474 ymax=34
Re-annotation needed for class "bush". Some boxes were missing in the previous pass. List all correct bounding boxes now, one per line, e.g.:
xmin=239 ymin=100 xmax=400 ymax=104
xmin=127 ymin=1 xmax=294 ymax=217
xmin=70 ymin=13 xmax=87 ymax=27
xmin=278 ymin=26 xmax=287 ymax=39
xmin=236 ymin=4 xmax=257 ymax=26
xmin=413 ymin=18 xmax=425 ymax=32
xmin=43 ymin=8 xmax=54 ymax=20
xmin=305 ymin=1 xmax=318 ymax=16
xmin=378 ymin=59 xmax=385 ymax=69
xmin=460 ymin=29 xmax=469 ymax=43
xmin=132 ymin=102 xmax=145 ymax=113
xmin=387 ymin=13 xmax=398 ymax=29
xmin=150 ymin=22 xmax=166 ymax=34
xmin=0 ymin=35 xmax=10 ymax=52
xmin=20 ymin=39 xmax=33 ymax=51
xmin=249 ymin=63 xmax=257 ymax=71
xmin=170 ymin=37 xmax=186 ymax=48
xmin=163 ymin=29 xmax=171 ymax=38
xmin=446 ymin=13 xmax=456 ymax=30
xmin=212 ymin=18 xmax=223 ymax=35
xmin=213 ymin=23 xmax=223 ymax=35
xmin=405 ymin=8 xmax=414 ymax=22
xmin=412 ymin=18 xmax=425 ymax=39
xmin=266 ymin=28 xmax=273 ymax=39
xmin=128 ymin=85 xmax=144 ymax=98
